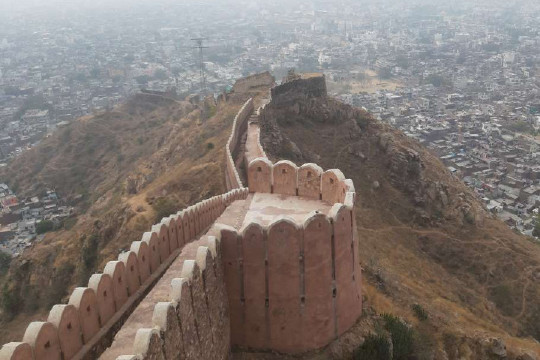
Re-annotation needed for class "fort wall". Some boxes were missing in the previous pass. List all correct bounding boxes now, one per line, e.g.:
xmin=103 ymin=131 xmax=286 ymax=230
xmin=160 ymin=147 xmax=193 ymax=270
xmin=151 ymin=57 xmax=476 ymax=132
xmin=223 ymin=158 xmax=360 ymax=354
xmin=0 ymin=188 xmax=249 ymax=360
xmin=113 ymin=235 xmax=231 ymax=360
xmin=232 ymin=72 xmax=275 ymax=94
xmin=225 ymin=99 xmax=254 ymax=190
xmin=218 ymin=206 xmax=362 ymax=353
xmin=270 ymin=74 xmax=327 ymax=106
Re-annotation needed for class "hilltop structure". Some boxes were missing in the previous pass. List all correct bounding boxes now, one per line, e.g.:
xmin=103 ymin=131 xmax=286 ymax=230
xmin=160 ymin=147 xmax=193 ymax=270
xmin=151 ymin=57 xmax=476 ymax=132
xmin=0 ymin=73 xmax=362 ymax=359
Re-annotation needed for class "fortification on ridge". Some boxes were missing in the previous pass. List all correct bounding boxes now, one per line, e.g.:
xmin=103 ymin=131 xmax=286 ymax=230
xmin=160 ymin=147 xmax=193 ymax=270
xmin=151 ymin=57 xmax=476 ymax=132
xmin=0 ymin=73 xmax=362 ymax=360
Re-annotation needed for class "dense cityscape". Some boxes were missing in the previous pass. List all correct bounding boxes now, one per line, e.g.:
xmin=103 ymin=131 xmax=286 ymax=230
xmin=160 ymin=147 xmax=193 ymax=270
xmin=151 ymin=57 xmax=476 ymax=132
xmin=1 ymin=0 xmax=540 ymax=257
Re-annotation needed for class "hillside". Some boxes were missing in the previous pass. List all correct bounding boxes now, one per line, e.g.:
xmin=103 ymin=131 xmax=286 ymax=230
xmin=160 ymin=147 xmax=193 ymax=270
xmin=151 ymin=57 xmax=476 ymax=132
xmin=0 ymin=87 xmax=269 ymax=343
xmin=259 ymin=88 xmax=540 ymax=358
xmin=1 ymin=73 xmax=539 ymax=359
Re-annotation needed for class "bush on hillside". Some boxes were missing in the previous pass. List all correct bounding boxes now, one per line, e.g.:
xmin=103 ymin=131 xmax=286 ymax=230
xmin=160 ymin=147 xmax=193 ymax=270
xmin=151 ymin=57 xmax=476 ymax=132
xmin=0 ymin=251 xmax=11 ymax=275
xmin=353 ymin=334 xmax=391 ymax=360
xmin=1 ymin=282 xmax=21 ymax=320
xmin=152 ymin=197 xmax=178 ymax=222
xmin=382 ymin=313 xmax=414 ymax=359
xmin=36 ymin=220 xmax=55 ymax=234
xmin=411 ymin=303 xmax=429 ymax=321
xmin=78 ymin=234 xmax=99 ymax=285
xmin=46 ymin=262 xmax=75 ymax=307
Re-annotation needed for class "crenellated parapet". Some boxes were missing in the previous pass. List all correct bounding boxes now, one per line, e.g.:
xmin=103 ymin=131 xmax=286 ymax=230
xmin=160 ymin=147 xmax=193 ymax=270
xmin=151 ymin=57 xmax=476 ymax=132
xmin=114 ymin=235 xmax=231 ymax=360
xmin=225 ymin=99 xmax=254 ymax=190
xmin=0 ymin=188 xmax=249 ymax=360
xmin=247 ymin=158 xmax=356 ymax=207
xmin=217 ymin=203 xmax=362 ymax=354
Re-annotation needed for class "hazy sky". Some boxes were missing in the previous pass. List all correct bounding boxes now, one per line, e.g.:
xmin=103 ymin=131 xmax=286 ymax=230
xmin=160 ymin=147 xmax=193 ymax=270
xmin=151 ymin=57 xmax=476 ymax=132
xmin=0 ymin=0 xmax=532 ymax=17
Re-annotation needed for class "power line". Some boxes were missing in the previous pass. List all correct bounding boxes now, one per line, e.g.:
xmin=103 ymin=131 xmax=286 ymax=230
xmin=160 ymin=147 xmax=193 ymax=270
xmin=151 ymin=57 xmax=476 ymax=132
xmin=191 ymin=37 xmax=208 ymax=95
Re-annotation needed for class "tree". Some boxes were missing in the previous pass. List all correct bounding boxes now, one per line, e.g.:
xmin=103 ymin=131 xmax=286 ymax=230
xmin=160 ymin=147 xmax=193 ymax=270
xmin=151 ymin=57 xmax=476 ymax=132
xmin=1 ymin=283 xmax=21 ymax=320
xmin=378 ymin=67 xmax=393 ymax=80
xmin=90 ymin=67 xmax=100 ymax=78
xmin=135 ymin=75 xmax=150 ymax=85
xmin=533 ymin=214 xmax=540 ymax=237
xmin=396 ymin=55 xmax=410 ymax=69
xmin=425 ymin=74 xmax=449 ymax=88
xmin=0 ymin=251 xmax=11 ymax=275
xmin=36 ymin=220 xmax=54 ymax=234
xmin=152 ymin=197 xmax=178 ymax=222
xmin=154 ymin=69 xmax=168 ymax=81
xmin=124 ymin=54 xmax=135 ymax=63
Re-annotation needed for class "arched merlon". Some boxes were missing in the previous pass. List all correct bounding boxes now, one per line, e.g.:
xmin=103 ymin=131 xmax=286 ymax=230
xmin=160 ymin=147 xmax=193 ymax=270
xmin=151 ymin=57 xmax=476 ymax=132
xmin=247 ymin=157 xmax=273 ymax=193
xmin=68 ymin=287 xmax=100 ymax=344
xmin=47 ymin=304 xmax=83 ymax=360
xmin=141 ymin=231 xmax=160 ymax=273
xmin=298 ymin=163 xmax=323 ymax=199
xmin=88 ymin=273 xmax=116 ymax=326
xmin=329 ymin=203 xmax=362 ymax=335
xmin=152 ymin=222 xmax=170 ymax=264
xmin=118 ymin=251 xmax=141 ymax=297
xmin=321 ymin=169 xmax=346 ymax=204
xmin=130 ymin=241 xmax=150 ymax=284
xmin=22 ymin=322 xmax=62 ymax=360
xmin=272 ymin=160 xmax=298 ymax=196
xmin=104 ymin=261 xmax=129 ymax=310
xmin=0 ymin=343 xmax=33 ymax=360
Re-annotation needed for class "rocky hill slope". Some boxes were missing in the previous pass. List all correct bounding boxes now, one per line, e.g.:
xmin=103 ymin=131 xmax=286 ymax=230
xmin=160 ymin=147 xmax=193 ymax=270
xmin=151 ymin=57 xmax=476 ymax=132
xmin=0 ymin=87 xmax=268 ymax=343
xmin=259 ymin=83 xmax=540 ymax=358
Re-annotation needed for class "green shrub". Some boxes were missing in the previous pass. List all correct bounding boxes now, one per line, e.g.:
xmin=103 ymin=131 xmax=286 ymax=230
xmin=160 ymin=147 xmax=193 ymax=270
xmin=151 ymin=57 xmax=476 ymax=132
xmin=46 ymin=262 xmax=75 ymax=307
xmin=382 ymin=313 xmax=414 ymax=359
xmin=152 ymin=197 xmax=178 ymax=222
xmin=79 ymin=234 xmax=99 ymax=284
xmin=62 ymin=217 xmax=77 ymax=230
xmin=489 ymin=284 xmax=515 ymax=316
xmin=36 ymin=220 xmax=55 ymax=234
xmin=1 ymin=282 xmax=21 ymax=320
xmin=206 ymin=142 xmax=215 ymax=150
xmin=0 ymin=251 xmax=11 ymax=275
xmin=411 ymin=303 xmax=429 ymax=321
xmin=353 ymin=334 xmax=391 ymax=360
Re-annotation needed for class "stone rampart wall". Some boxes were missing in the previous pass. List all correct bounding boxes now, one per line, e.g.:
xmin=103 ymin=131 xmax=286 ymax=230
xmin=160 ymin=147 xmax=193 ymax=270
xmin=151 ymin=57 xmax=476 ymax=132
xmin=270 ymin=75 xmax=327 ymax=106
xmin=109 ymin=234 xmax=231 ymax=360
xmin=232 ymin=72 xmax=275 ymax=94
xmin=0 ymin=188 xmax=249 ymax=360
xmin=226 ymin=99 xmax=254 ymax=190
xmin=217 ymin=203 xmax=362 ymax=354
xmin=247 ymin=157 xmax=356 ymax=206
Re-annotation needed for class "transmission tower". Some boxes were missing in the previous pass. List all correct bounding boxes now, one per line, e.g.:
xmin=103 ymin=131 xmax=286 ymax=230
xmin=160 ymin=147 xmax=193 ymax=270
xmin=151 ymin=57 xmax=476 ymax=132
xmin=191 ymin=37 xmax=208 ymax=95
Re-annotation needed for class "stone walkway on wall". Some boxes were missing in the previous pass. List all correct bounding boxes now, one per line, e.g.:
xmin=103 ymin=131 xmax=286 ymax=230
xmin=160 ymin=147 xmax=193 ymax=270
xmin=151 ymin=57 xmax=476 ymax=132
xmin=244 ymin=118 xmax=265 ymax=165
